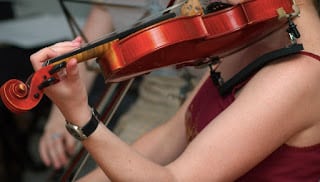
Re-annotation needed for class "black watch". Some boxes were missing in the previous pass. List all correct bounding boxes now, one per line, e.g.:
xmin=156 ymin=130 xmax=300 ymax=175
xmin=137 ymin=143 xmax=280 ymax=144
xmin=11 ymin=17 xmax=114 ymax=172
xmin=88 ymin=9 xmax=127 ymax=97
xmin=65 ymin=107 xmax=101 ymax=141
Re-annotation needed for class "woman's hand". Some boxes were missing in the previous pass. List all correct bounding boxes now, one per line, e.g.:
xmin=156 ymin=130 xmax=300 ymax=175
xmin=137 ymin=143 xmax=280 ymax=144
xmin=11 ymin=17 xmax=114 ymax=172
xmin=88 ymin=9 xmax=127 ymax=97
xmin=30 ymin=37 xmax=90 ymax=122
xmin=30 ymin=37 xmax=82 ymax=70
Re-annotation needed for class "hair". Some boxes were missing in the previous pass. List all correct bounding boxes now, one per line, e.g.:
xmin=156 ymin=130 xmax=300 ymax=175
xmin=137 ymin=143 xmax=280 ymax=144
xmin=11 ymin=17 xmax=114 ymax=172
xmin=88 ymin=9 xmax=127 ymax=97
xmin=314 ymin=0 xmax=320 ymax=16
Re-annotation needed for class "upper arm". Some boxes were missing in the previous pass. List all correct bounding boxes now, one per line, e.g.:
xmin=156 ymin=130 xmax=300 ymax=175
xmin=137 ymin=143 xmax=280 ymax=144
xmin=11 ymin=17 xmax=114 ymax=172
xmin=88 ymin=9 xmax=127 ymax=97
xmin=131 ymin=71 xmax=210 ymax=164
xmin=167 ymin=55 xmax=320 ymax=181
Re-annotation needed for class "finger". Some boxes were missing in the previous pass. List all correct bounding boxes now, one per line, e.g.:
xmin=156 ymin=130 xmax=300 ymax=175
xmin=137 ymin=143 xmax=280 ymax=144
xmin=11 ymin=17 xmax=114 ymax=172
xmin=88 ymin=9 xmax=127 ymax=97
xmin=39 ymin=133 xmax=67 ymax=169
xmin=64 ymin=133 xmax=76 ymax=156
xmin=51 ymin=42 xmax=81 ymax=53
xmin=52 ymin=37 xmax=82 ymax=47
xmin=30 ymin=40 xmax=81 ymax=71
xmin=72 ymin=36 xmax=83 ymax=44
xmin=49 ymin=148 xmax=62 ymax=169
xmin=51 ymin=138 xmax=69 ymax=169
xmin=30 ymin=47 xmax=58 ymax=70
xmin=51 ymin=37 xmax=82 ymax=47
xmin=44 ymin=133 xmax=69 ymax=169
xmin=39 ymin=136 xmax=52 ymax=167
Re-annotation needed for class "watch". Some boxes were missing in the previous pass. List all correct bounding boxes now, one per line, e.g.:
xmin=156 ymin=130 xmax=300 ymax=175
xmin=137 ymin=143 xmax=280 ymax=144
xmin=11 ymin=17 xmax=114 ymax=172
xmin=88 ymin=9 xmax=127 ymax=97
xmin=65 ymin=107 xmax=101 ymax=141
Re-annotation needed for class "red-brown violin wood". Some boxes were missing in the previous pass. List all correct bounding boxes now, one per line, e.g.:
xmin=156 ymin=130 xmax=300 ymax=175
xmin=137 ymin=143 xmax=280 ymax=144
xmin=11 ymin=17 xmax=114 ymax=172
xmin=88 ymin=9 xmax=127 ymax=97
xmin=0 ymin=0 xmax=296 ymax=113
xmin=99 ymin=0 xmax=295 ymax=82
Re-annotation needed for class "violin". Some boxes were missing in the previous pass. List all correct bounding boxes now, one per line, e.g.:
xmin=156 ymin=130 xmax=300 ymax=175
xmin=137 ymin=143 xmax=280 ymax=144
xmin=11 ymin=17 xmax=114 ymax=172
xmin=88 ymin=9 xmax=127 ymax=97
xmin=0 ymin=0 xmax=299 ymax=113
xmin=100 ymin=0 xmax=297 ymax=81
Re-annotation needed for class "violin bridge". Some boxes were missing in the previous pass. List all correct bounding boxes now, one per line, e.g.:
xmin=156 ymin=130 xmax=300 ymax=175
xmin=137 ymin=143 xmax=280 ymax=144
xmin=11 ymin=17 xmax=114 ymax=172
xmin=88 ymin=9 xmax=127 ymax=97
xmin=180 ymin=0 xmax=204 ymax=16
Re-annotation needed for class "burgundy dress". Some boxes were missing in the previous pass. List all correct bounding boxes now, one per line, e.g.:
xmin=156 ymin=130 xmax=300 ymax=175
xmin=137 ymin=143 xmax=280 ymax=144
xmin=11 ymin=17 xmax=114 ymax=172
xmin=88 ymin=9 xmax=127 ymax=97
xmin=185 ymin=51 xmax=320 ymax=181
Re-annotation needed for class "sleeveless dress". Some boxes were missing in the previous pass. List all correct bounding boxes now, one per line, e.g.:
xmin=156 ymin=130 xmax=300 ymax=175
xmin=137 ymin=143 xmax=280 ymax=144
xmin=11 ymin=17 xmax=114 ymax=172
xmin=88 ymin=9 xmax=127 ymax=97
xmin=185 ymin=51 xmax=320 ymax=181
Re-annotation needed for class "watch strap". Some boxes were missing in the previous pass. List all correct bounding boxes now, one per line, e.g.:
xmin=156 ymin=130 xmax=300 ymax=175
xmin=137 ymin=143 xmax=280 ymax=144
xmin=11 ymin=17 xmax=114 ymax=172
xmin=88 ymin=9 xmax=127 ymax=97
xmin=65 ymin=107 xmax=101 ymax=141
xmin=81 ymin=107 xmax=101 ymax=137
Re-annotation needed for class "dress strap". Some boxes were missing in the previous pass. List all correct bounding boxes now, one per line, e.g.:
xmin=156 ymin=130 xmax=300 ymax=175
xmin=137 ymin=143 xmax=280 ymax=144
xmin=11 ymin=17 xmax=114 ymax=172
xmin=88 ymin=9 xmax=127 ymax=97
xmin=299 ymin=51 xmax=320 ymax=61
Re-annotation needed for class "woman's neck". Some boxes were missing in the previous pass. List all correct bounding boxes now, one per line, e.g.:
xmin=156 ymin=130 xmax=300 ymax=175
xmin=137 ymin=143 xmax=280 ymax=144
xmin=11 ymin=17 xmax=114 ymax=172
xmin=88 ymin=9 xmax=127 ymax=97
xmin=218 ymin=0 xmax=320 ymax=80
xmin=218 ymin=27 xmax=291 ymax=80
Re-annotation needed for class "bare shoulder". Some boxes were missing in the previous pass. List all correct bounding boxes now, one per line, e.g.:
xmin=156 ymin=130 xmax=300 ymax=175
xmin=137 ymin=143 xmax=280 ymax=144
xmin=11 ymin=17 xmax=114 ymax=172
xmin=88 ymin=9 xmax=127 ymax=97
xmin=242 ymin=52 xmax=320 ymax=146
xmin=258 ymin=52 xmax=320 ymax=101
xmin=166 ymin=53 xmax=320 ymax=181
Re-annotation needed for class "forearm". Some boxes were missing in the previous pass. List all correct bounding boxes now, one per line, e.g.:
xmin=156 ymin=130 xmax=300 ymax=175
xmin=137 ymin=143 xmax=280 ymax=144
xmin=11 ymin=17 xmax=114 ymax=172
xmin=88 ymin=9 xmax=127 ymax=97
xmin=76 ymin=115 xmax=187 ymax=181
xmin=77 ymin=124 xmax=187 ymax=181
xmin=76 ymin=74 xmax=209 ymax=180
xmin=131 ymin=117 xmax=188 ymax=165
xmin=74 ymin=85 xmax=197 ymax=180
xmin=72 ymin=6 xmax=116 ymax=181
xmin=83 ymin=123 xmax=176 ymax=181
xmin=77 ymin=167 xmax=110 ymax=182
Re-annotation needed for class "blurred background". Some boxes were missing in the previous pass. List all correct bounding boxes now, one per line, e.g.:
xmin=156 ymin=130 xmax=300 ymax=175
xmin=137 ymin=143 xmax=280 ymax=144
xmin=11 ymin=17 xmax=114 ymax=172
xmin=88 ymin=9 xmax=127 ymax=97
xmin=0 ymin=0 xmax=148 ymax=181
xmin=0 ymin=1 xmax=84 ymax=181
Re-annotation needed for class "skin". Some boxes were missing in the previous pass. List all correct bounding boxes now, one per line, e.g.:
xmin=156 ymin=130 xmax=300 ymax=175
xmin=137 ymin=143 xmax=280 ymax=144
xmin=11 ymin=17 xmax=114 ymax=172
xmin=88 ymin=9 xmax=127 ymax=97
xmin=38 ymin=5 xmax=113 ymax=169
xmin=30 ymin=0 xmax=320 ymax=181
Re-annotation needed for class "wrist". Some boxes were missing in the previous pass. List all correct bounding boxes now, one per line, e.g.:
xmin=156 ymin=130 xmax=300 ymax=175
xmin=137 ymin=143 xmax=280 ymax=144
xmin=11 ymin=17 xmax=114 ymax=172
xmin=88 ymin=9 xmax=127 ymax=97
xmin=65 ymin=106 xmax=102 ymax=141
xmin=62 ymin=104 xmax=92 ymax=127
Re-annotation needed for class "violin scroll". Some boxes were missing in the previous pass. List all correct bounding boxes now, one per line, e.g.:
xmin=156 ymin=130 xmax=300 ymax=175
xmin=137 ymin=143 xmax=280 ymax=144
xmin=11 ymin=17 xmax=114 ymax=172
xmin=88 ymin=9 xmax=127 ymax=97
xmin=0 ymin=40 xmax=114 ymax=113
xmin=0 ymin=79 xmax=36 ymax=113
xmin=0 ymin=63 xmax=61 ymax=113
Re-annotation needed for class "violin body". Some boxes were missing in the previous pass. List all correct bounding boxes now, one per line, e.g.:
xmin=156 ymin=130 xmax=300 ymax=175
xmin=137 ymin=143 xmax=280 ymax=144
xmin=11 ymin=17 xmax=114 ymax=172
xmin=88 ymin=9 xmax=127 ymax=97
xmin=0 ymin=0 xmax=297 ymax=113
xmin=99 ymin=15 xmax=208 ymax=81
xmin=198 ymin=0 xmax=293 ymax=57
xmin=99 ymin=0 xmax=294 ymax=82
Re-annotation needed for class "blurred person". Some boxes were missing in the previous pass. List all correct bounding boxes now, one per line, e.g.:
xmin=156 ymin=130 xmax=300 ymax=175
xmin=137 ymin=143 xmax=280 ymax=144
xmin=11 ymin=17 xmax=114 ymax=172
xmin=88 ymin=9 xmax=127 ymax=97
xmin=0 ymin=1 xmax=95 ymax=181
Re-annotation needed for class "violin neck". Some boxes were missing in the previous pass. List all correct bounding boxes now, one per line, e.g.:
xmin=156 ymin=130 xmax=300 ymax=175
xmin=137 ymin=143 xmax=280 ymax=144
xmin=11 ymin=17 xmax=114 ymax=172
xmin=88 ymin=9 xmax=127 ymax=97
xmin=51 ymin=43 xmax=108 ymax=66
xmin=43 ymin=12 xmax=177 ymax=67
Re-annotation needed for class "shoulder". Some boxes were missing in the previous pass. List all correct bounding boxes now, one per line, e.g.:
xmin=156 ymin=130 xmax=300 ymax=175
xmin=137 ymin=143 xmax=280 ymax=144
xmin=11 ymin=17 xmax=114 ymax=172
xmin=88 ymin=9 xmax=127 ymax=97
xmin=247 ymin=51 xmax=320 ymax=93
xmin=256 ymin=52 xmax=320 ymax=96
xmin=241 ymin=52 xmax=320 ymax=127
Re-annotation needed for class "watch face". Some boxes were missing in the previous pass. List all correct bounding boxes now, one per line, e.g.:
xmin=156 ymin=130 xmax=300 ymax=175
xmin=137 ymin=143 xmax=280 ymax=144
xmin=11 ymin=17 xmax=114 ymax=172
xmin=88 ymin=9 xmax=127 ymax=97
xmin=65 ymin=123 xmax=87 ymax=141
